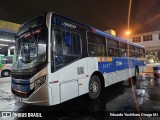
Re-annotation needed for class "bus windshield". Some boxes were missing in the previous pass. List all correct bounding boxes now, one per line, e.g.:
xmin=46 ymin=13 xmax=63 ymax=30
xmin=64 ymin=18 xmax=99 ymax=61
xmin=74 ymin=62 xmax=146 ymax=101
xmin=12 ymin=26 xmax=47 ymax=70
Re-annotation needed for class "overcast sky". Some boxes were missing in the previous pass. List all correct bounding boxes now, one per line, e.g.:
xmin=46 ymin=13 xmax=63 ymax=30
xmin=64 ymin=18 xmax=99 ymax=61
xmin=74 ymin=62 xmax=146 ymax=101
xmin=0 ymin=0 xmax=160 ymax=37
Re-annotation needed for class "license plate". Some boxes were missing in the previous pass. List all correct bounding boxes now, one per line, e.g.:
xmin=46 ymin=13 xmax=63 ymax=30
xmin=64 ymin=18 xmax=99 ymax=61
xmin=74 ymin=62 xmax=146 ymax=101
xmin=12 ymin=84 xmax=30 ymax=93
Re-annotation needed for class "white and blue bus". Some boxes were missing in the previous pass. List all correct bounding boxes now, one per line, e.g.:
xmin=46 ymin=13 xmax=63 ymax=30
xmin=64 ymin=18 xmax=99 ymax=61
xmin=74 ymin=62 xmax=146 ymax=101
xmin=11 ymin=12 xmax=146 ymax=106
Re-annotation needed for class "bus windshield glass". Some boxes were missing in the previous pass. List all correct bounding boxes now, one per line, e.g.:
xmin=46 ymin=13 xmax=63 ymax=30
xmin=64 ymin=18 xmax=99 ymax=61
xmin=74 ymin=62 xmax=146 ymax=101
xmin=17 ymin=16 xmax=45 ymax=36
xmin=12 ymin=17 xmax=47 ymax=70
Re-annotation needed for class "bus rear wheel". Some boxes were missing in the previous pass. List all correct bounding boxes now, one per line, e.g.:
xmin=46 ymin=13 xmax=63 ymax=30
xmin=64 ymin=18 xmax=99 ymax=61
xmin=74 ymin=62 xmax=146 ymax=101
xmin=89 ymin=75 xmax=101 ymax=99
xmin=1 ymin=70 xmax=11 ymax=77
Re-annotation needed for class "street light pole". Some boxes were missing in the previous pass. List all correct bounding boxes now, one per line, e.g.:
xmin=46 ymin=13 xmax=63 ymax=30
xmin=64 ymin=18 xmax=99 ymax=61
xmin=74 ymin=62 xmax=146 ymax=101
xmin=125 ymin=0 xmax=132 ymax=39
xmin=127 ymin=0 xmax=132 ymax=33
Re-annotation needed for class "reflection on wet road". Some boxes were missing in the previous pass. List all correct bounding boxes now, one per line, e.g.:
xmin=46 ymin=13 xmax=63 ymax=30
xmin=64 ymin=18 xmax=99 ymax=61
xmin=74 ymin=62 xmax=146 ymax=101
xmin=137 ymin=77 xmax=160 ymax=112
xmin=0 ymin=75 xmax=160 ymax=120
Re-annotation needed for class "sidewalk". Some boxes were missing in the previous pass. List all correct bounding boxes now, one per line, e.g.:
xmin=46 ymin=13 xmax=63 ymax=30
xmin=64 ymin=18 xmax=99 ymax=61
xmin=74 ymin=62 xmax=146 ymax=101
xmin=0 ymin=77 xmax=16 ymax=111
xmin=0 ymin=90 xmax=16 ymax=111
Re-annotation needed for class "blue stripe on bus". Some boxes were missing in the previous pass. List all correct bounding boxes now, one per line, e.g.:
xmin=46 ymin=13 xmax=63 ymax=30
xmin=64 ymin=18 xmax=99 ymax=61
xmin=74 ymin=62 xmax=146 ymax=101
xmin=12 ymin=78 xmax=30 ymax=85
xmin=98 ymin=57 xmax=145 ymax=73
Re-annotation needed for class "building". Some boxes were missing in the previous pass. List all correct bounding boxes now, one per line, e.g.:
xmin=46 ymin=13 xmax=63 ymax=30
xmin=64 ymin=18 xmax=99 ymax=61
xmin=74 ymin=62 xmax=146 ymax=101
xmin=0 ymin=20 xmax=20 ymax=55
xmin=105 ymin=29 xmax=116 ymax=36
xmin=128 ymin=30 xmax=160 ymax=63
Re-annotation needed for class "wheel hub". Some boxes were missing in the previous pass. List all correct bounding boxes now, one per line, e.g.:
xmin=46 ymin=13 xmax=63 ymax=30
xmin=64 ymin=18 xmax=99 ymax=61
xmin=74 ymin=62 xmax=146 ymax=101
xmin=4 ymin=72 xmax=9 ymax=76
xmin=91 ymin=81 xmax=99 ymax=93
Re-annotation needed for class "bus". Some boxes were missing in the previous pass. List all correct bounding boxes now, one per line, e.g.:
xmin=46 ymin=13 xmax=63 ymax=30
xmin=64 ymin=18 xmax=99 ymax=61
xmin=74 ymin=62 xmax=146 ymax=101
xmin=0 ymin=32 xmax=15 ymax=77
xmin=11 ymin=12 xmax=146 ymax=106
xmin=0 ymin=49 xmax=14 ymax=77
xmin=0 ymin=54 xmax=13 ymax=77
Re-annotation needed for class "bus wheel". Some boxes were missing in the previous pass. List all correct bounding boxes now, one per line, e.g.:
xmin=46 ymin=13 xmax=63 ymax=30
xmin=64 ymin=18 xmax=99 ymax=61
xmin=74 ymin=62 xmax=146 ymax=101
xmin=1 ymin=70 xmax=11 ymax=77
xmin=89 ymin=75 xmax=101 ymax=99
xmin=134 ymin=67 xmax=139 ymax=80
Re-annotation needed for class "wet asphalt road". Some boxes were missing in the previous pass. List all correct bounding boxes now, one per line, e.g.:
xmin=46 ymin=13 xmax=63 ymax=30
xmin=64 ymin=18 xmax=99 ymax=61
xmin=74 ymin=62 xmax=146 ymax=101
xmin=0 ymin=74 xmax=160 ymax=120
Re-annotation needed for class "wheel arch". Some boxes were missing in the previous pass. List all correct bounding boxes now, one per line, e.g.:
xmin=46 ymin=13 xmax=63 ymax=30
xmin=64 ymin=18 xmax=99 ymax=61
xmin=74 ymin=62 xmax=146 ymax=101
xmin=2 ymin=69 xmax=11 ymax=72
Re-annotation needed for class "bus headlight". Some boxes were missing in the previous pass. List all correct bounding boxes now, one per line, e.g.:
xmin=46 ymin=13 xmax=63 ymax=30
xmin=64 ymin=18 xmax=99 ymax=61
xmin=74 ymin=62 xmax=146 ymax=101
xmin=34 ymin=75 xmax=46 ymax=89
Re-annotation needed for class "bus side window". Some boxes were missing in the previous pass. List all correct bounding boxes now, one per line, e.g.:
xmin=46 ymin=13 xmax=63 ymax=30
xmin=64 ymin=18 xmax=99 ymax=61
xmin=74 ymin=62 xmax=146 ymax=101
xmin=53 ymin=29 xmax=64 ymax=70
xmin=121 ymin=49 xmax=127 ymax=57
xmin=54 ymin=29 xmax=81 ymax=70
xmin=107 ymin=39 xmax=120 ymax=57
xmin=72 ymin=34 xmax=81 ymax=55
xmin=87 ymin=32 xmax=106 ymax=57
xmin=108 ymin=49 xmax=113 ymax=56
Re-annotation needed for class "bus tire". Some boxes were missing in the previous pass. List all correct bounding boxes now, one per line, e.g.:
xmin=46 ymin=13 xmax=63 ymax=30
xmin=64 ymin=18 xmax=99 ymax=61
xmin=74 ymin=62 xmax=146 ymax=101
xmin=89 ymin=75 xmax=101 ymax=99
xmin=134 ymin=67 xmax=139 ymax=80
xmin=1 ymin=70 xmax=11 ymax=77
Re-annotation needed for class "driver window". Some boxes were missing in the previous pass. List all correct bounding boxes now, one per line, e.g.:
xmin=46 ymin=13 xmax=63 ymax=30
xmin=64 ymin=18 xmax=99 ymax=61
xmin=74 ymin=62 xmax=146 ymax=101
xmin=54 ymin=29 xmax=62 ymax=55
xmin=53 ymin=28 xmax=81 ymax=70
xmin=63 ymin=32 xmax=72 ymax=55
